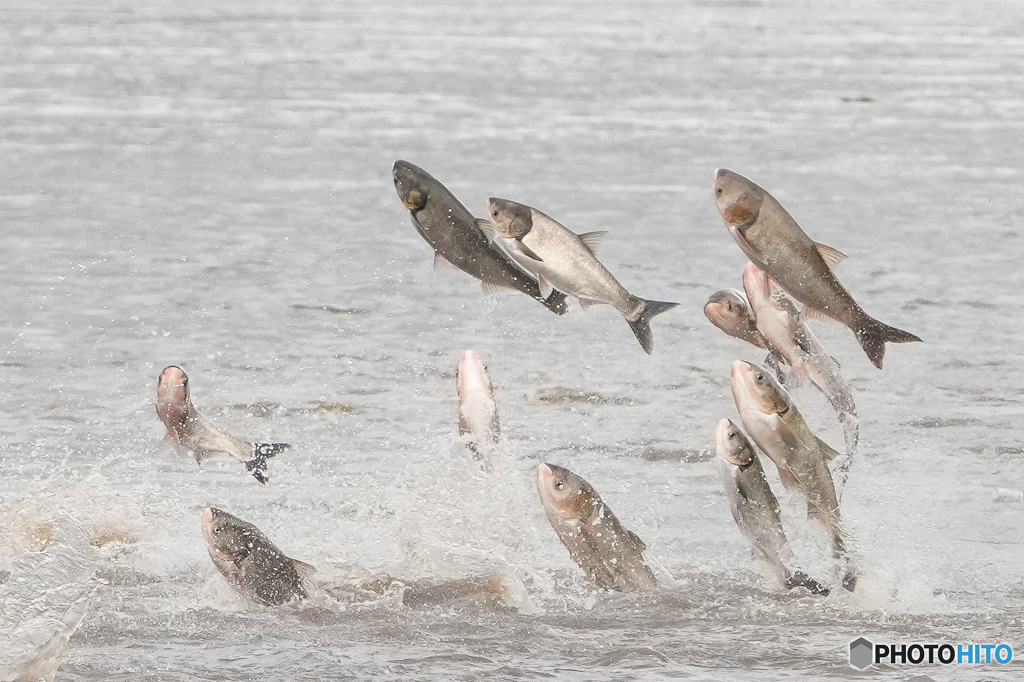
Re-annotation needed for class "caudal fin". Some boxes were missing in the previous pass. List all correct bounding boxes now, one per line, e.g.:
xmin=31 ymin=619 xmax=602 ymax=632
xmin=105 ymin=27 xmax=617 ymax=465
xmin=245 ymin=442 xmax=290 ymax=484
xmin=540 ymin=289 xmax=570 ymax=316
xmin=785 ymin=571 xmax=830 ymax=596
xmin=626 ymin=298 xmax=679 ymax=354
xmin=854 ymin=317 xmax=921 ymax=369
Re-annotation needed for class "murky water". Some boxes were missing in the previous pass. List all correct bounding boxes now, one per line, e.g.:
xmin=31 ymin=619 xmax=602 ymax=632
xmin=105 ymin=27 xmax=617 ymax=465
xmin=1 ymin=0 xmax=1022 ymax=679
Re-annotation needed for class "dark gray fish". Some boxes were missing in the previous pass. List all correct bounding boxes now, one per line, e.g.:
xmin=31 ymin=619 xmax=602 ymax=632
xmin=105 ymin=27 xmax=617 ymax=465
xmin=537 ymin=463 xmax=657 ymax=592
xmin=156 ymin=366 xmax=288 ymax=484
xmin=202 ymin=507 xmax=310 ymax=606
xmin=715 ymin=418 xmax=829 ymax=595
xmin=392 ymin=160 xmax=568 ymax=315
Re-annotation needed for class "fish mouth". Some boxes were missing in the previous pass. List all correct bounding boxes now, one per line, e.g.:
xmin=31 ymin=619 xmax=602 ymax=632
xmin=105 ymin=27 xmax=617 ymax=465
xmin=730 ymin=360 xmax=763 ymax=412
xmin=537 ymin=463 xmax=577 ymax=521
xmin=202 ymin=507 xmax=235 ymax=563
xmin=715 ymin=418 xmax=754 ymax=467
xmin=457 ymin=350 xmax=489 ymax=398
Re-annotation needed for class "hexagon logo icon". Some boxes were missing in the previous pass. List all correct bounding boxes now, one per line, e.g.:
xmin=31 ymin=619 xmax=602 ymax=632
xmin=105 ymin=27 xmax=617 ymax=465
xmin=849 ymin=637 xmax=874 ymax=669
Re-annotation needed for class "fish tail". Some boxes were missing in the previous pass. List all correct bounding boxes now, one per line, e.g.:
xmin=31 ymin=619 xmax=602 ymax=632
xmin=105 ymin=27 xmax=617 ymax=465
xmin=785 ymin=571 xmax=830 ymax=596
xmin=854 ymin=316 xmax=921 ymax=369
xmin=540 ymin=289 xmax=570 ymax=315
xmin=625 ymin=297 xmax=679 ymax=354
xmin=245 ymin=443 xmax=290 ymax=484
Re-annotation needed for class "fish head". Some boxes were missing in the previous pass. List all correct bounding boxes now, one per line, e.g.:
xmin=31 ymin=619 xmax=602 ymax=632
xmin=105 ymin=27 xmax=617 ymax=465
xmin=715 ymin=418 xmax=756 ymax=467
xmin=714 ymin=168 xmax=764 ymax=228
xmin=731 ymin=360 xmax=790 ymax=415
xmin=457 ymin=350 xmax=492 ymax=400
xmin=486 ymin=198 xmax=533 ymax=239
xmin=392 ymin=160 xmax=430 ymax=211
xmin=741 ymin=262 xmax=773 ymax=310
xmin=202 ymin=507 xmax=256 ymax=565
xmin=704 ymin=288 xmax=753 ymax=335
xmin=156 ymin=365 xmax=189 ymax=434
xmin=537 ymin=463 xmax=598 ymax=522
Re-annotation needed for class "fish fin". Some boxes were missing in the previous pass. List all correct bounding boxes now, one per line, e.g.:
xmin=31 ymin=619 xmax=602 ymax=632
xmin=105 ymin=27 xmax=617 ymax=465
xmin=576 ymin=230 xmax=607 ymax=255
xmin=245 ymin=443 xmax=288 ymax=484
xmin=514 ymin=239 xmax=544 ymax=263
xmin=734 ymin=478 xmax=750 ymax=502
xmin=578 ymin=297 xmax=602 ymax=310
xmin=814 ymin=242 xmax=847 ymax=268
xmin=292 ymin=559 xmax=318 ymax=578
xmin=474 ymin=218 xmax=497 ymax=242
xmin=815 ymin=436 xmax=841 ymax=461
xmin=785 ymin=571 xmax=830 ymax=596
xmin=537 ymin=274 xmax=554 ymax=300
xmin=854 ymin=315 xmax=922 ymax=369
xmin=775 ymin=462 xmax=801 ymax=489
xmin=799 ymin=305 xmax=843 ymax=325
xmin=541 ymin=290 xmax=570 ymax=316
xmin=481 ymin=281 xmax=517 ymax=294
xmin=626 ymin=529 xmax=647 ymax=552
xmin=625 ymin=298 xmax=679 ymax=354
xmin=433 ymin=252 xmax=455 ymax=272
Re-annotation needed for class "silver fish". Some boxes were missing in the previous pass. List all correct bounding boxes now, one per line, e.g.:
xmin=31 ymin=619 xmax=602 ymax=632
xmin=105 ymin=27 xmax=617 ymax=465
xmin=730 ymin=360 xmax=856 ymax=591
xmin=537 ymin=463 xmax=657 ymax=592
xmin=456 ymin=350 xmax=499 ymax=461
xmin=156 ymin=366 xmax=288 ymax=484
xmin=392 ymin=160 xmax=568 ymax=315
xmin=202 ymin=507 xmax=311 ymax=606
xmin=742 ymin=262 xmax=860 ymax=476
xmin=481 ymin=198 xmax=677 ymax=354
xmin=715 ymin=418 xmax=828 ymax=595
xmin=714 ymin=169 xmax=920 ymax=369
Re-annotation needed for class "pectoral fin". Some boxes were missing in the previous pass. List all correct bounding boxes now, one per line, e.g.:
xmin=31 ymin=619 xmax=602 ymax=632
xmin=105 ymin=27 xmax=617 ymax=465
xmin=514 ymin=239 xmax=544 ymax=263
xmin=815 ymin=436 xmax=841 ymax=461
xmin=538 ymin=274 xmax=554 ymax=300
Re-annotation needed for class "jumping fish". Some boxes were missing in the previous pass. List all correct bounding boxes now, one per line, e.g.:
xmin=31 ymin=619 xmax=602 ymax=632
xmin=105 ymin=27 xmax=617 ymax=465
xmin=156 ymin=366 xmax=288 ymax=484
xmin=730 ymin=361 xmax=856 ymax=591
xmin=715 ymin=418 xmax=829 ymax=595
xmin=482 ymin=198 xmax=678 ymax=354
xmin=713 ymin=169 xmax=920 ymax=368
xmin=537 ymin=463 xmax=657 ymax=592
xmin=202 ymin=507 xmax=310 ymax=606
xmin=456 ymin=350 xmax=500 ymax=460
xmin=742 ymin=262 xmax=860 ymax=474
xmin=704 ymin=288 xmax=770 ymax=350
xmin=392 ymin=160 xmax=568 ymax=315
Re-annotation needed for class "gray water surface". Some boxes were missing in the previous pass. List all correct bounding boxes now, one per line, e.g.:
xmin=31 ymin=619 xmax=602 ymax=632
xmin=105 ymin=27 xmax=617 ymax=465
xmin=1 ymin=0 xmax=1022 ymax=680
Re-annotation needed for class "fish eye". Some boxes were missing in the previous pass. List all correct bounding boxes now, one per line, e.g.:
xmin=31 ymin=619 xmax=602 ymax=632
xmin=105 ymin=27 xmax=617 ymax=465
xmin=755 ymin=372 xmax=764 ymax=381
xmin=716 ymin=187 xmax=723 ymax=194
xmin=725 ymin=301 xmax=733 ymax=311
xmin=555 ymin=479 xmax=564 ymax=490
xmin=727 ymin=430 xmax=736 ymax=438
xmin=491 ymin=209 xmax=499 ymax=217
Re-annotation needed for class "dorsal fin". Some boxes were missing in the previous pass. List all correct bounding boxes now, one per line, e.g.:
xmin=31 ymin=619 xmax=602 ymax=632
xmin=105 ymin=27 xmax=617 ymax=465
xmin=815 ymin=242 xmax=847 ymax=268
xmin=292 ymin=559 xmax=317 ymax=578
xmin=626 ymin=529 xmax=647 ymax=552
xmin=577 ymin=231 xmax=607 ymax=255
